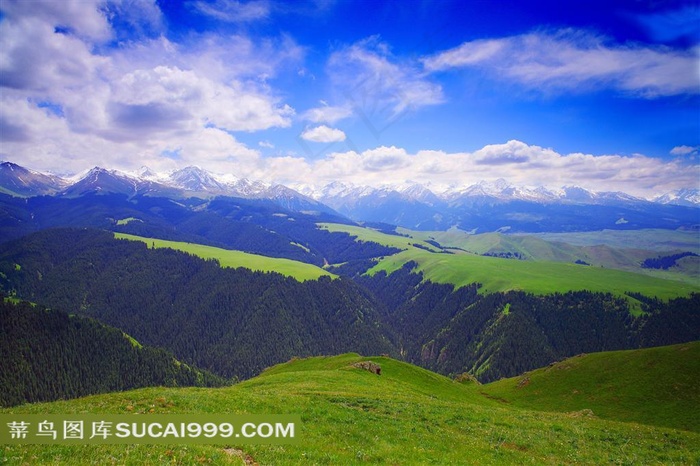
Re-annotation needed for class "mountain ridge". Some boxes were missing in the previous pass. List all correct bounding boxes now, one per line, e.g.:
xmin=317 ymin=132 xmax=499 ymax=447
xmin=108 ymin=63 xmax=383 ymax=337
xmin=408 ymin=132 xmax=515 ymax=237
xmin=3 ymin=160 xmax=697 ymax=206
xmin=1 ymin=161 xmax=698 ymax=233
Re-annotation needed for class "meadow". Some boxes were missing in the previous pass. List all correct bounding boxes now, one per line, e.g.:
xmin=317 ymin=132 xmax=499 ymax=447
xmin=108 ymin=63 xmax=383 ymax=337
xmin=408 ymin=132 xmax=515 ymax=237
xmin=319 ymin=223 xmax=699 ymax=300
xmin=2 ymin=351 xmax=698 ymax=465
xmin=114 ymin=233 xmax=334 ymax=282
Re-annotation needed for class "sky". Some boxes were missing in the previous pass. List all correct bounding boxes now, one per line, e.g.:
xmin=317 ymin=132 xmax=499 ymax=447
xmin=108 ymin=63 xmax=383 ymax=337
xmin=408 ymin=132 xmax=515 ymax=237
xmin=0 ymin=0 xmax=698 ymax=197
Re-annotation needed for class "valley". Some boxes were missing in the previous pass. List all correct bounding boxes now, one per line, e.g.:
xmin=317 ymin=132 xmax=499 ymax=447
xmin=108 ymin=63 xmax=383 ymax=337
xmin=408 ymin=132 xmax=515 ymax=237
xmin=1 ymin=161 xmax=698 ymax=464
xmin=2 ymin=1 xmax=699 ymax=463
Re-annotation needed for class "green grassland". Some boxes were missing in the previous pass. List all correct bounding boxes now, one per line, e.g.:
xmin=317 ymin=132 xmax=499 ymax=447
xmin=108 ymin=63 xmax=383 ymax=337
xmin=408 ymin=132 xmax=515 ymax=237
xmin=370 ymin=248 xmax=698 ymax=299
xmin=115 ymin=217 xmax=142 ymax=226
xmin=532 ymin=229 xmax=700 ymax=253
xmin=114 ymin=233 xmax=334 ymax=282
xmin=2 ymin=352 xmax=698 ymax=465
xmin=481 ymin=342 xmax=700 ymax=433
xmin=318 ymin=223 xmax=442 ymax=251
xmin=405 ymin=228 xmax=699 ymax=283
xmin=320 ymin=223 xmax=700 ymax=300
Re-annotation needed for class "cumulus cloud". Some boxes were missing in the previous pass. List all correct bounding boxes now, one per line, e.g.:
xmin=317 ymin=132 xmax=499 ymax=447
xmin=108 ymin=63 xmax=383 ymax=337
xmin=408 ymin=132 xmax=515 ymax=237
xmin=0 ymin=0 xmax=297 ymax=174
xmin=269 ymin=140 xmax=698 ymax=198
xmin=0 ymin=0 xmax=113 ymax=41
xmin=301 ymin=104 xmax=352 ymax=124
xmin=300 ymin=125 xmax=346 ymax=143
xmin=424 ymin=29 xmax=700 ymax=97
xmin=359 ymin=146 xmax=410 ymax=171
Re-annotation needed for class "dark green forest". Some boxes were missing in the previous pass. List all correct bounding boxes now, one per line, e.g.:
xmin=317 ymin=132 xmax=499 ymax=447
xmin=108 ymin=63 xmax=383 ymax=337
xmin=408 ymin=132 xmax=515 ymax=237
xmin=0 ymin=297 xmax=226 ymax=407
xmin=0 ymin=228 xmax=396 ymax=381
xmin=0 ymin=193 xmax=400 ymax=266
xmin=1 ymin=227 xmax=698 ymax=407
xmin=358 ymin=263 xmax=700 ymax=382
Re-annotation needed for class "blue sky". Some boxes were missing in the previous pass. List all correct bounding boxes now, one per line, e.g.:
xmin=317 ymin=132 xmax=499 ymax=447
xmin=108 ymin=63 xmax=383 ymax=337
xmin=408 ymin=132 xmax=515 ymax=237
xmin=0 ymin=0 xmax=698 ymax=196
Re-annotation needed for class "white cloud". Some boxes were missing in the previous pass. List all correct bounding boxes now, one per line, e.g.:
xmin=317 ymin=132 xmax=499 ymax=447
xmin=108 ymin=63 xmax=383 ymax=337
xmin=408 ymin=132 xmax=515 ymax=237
xmin=301 ymin=104 xmax=352 ymax=124
xmin=188 ymin=0 xmax=270 ymax=22
xmin=359 ymin=146 xmax=409 ymax=171
xmin=670 ymin=145 xmax=698 ymax=156
xmin=424 ymin=29 xmax=700 ymax=97
xmin=300 ymin=125 xmax=346 ymax=143
xmin=265 ymin=140 xmax=699 ymax=198
xmin=0 ymin=15 xmax=108 ymax=92
xmin=0 ymin=0 xmax=297 ymax=174
xmin=0 ymin=0 xmax=113 ymax=41
xmin=328 ymin=37 xmax=444 ymax=116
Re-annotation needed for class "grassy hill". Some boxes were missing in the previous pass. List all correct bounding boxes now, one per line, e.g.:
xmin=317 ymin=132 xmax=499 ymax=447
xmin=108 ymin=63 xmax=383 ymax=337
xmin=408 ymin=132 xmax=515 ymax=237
xmin=115 ymin=233 xmax=335 ymax=281
xmin=481 ymin=341 xmax=700 ymax=432
xmin=320 ymin=223 xmax=700 ymax=301
xmin=2 ymin=352 xmax=698 ymax=465
xmin=407 ymin=228 xmax=700 ymax=284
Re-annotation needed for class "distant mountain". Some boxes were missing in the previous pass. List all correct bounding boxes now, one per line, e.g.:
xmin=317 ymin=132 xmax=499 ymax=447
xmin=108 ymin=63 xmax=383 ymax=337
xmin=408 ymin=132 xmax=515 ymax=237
xmin=0 ymin=161 xmax=66 ymax=196
xmin=655 ymin=188 xmax=700 ymax=207
xmin=1 ymin=161 xmax=698 ymax=232
xmin=306 ymin=179 xmax=698 ymax=232
xmin=168 ymin=166 xmax=227 ymax=193
xmin=0 ymin=162 xmax=339 ymax=218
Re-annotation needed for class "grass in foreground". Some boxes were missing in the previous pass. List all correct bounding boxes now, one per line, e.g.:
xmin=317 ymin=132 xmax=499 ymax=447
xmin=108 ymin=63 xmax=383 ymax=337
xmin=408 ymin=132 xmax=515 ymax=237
xmin=2 ymin=354 xmax=698 ymax=465
xmin=481 ymin=342 xmax=700 ymax=433
xmin=114 ymin=233 xmax=334 ymax=282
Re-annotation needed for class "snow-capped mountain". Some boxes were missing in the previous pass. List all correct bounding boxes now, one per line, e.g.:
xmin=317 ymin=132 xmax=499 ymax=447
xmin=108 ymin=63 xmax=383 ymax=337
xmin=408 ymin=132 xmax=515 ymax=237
xmin=308 ymin=178 xmax=654 ymax=210
xmin=654 ymin=188 xmax=700 ymax=207
xmin=1 ymin=161 xmax=697 ymax=232
xmin=169 ymin=166 xmax=227 ymax=193
xmin=302 ymin=178 xmax=698 ymax=231
xmin=0 ymin=161 xmax=67 ymax=196
xmin=0 ymin=163 xmax=334 ymax=216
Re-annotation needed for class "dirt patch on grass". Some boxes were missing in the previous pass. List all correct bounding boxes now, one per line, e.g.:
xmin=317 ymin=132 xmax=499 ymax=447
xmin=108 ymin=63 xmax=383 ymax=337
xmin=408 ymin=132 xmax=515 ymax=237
xmin=501 ymin=442 xmax=528 ymax=452
xmin=353 ymin=361 xmax=381 ymax=375
xmin=516 ymin=376 xmax=530 ymax=389
xmin=479 ymin=392 xmax=510 ymax=404
xmin=223 ymin=448 xmax=258 ymax=465
xmin=566 ymin=409 xmax=596 ymax=419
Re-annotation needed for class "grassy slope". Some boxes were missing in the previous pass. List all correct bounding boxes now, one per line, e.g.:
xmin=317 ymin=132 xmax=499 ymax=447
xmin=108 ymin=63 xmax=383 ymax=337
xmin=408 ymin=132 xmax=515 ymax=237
xmin=371 ymin=249 xmax=698 ymax=299
xmin=114 ymin=233 xmax=334 ymax=282
xmin=320 ymin=223 xmax=699 ymax=300
xmin=318 ymin=223 xmax=442 ymax=251
xmin=407 ymin=228 xmax=699 ymax=284
xmin=532 ymin=229 xmax=700 ymax=253
xmin=2 ymin=353 xmax=698 ymax=465
xmin=481 ymin=342 xmax=700 ymax=433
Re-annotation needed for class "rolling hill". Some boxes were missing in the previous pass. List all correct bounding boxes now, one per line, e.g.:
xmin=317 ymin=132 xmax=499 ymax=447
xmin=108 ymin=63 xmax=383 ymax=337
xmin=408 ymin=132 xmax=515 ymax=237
xmin=1 ymin=351 xmax=698 ymax=464
xmin=320 ymin=223 xmax=700 ymax=301
xmin=2 ymin=227 xmax=698 ymax=387
xmin=481 ymin=342 xmax=700 ymax=432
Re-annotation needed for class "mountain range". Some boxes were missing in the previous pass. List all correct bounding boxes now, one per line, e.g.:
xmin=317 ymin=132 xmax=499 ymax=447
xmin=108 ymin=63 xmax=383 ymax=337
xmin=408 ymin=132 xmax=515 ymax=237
xmin=1 ymin=161 xmax=698 ymax=232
